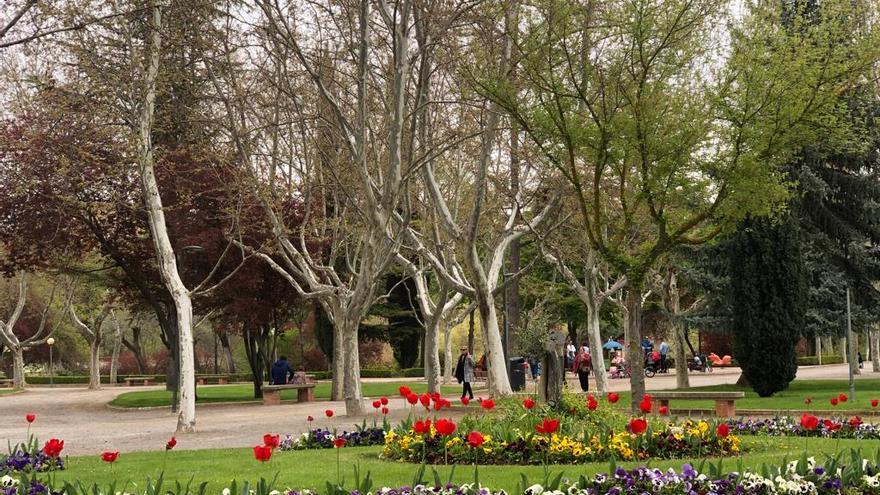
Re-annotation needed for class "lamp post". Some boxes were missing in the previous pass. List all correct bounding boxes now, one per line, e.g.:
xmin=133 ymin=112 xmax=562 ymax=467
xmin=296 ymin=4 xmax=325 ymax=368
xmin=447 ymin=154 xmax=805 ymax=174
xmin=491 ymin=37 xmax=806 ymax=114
xmin=46 ymin=337 xmax=56 ymax=387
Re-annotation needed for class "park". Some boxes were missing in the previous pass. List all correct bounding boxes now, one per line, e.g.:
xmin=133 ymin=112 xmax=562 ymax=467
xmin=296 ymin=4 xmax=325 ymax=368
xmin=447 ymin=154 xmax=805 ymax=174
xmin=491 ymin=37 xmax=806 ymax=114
xmin=2 ymin=0 xmax=880 ymax=493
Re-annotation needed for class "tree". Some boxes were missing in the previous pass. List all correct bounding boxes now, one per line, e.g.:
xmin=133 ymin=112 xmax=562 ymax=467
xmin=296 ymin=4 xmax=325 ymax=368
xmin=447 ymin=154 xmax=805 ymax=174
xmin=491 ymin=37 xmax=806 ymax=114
xmin=0 ymin=273 xmax=59 ymax=389
xmin=482 ymin=0 xmax=880 ymax=410
xmin=67 ymin=285 xmax=113 ymax=390
xmin=729 ymin=214 xmax=806 ymax=396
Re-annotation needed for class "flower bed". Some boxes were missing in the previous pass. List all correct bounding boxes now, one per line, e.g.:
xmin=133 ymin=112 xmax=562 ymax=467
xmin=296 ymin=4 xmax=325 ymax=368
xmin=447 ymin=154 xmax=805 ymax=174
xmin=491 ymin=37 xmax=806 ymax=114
xmin=280 ymin=428 xmax=387 ymax=451
xmin=727 ymin=416 xmax=880 ymax=439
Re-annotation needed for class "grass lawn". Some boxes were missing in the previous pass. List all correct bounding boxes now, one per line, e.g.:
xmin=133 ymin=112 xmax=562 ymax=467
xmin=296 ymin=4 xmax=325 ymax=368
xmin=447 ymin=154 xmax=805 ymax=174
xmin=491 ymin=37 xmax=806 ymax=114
xmin=0 ymin=389 xmax=18 ymax=396
xmin=52 ymin=438 xmax=875 ymax=492
xmin=607 ymin=379 xmax=880 ymax=412
xmin=111 ymin=382 xmax=467 ymax=408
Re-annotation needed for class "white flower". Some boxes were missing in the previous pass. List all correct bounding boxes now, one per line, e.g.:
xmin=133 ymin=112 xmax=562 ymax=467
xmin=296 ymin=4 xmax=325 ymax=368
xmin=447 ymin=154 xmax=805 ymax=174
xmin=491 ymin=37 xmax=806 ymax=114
xmin=221 ymin=489 xmax=231 ymax=495
xmin=0 ymin=476 xmax=19 ymax=488
xmin=525 ymin=484 xmax=544 ymax=495
xmin=787 ymin=460 xmax=799 ymax=474
xmin=806 ymin=457 xmax=816 ymax=469
xmin=269 ymin=491 xmax=281 ymax=495
xmin=864 ymin=475 xmax=880 ymax=488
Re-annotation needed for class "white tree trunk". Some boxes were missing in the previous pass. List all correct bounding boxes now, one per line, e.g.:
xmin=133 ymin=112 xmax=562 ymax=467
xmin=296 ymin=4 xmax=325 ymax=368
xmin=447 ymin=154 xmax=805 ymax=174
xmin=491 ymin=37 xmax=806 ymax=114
xmin=11 ymin=347 xmax=26 ymax=390
xmin=583 ymin=287 xmax=608 ymax=395
xmin=815 ymin=335 xmax=822 ymax=365
xmin=424 ymin=316 xmax=442 ymax=393
xmin=870 ymin=329 xmax=879 ymax=372
xmin=341 ymin=316 xmax=364 ymax=415
xmin=331 ymin=323 xmax=344 ymax=401
xmin=475 ymin=289 xmax=512 ymax=395
xmin=222 ymin=344 xmax=235 ymax=374
xmin=848 ymin=328 xmax=860 ymax=376
xmin=840 ymin=337 xmax=848 ymax=363
xmin=110 ymin=331 xmax=122 ymax=385
xmin=442 ymin=320 xmax=454 ymax=384
xmin=136 ymin=4 xmax=196 ymax=433
xmin=88 ymin=342 xmax=102 ymax=390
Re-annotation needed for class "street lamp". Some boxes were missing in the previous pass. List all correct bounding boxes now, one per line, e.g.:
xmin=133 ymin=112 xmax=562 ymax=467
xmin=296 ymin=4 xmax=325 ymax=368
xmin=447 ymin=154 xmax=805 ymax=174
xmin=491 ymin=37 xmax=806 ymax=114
xmin=46 ymin=337 xmax=55 ymax=387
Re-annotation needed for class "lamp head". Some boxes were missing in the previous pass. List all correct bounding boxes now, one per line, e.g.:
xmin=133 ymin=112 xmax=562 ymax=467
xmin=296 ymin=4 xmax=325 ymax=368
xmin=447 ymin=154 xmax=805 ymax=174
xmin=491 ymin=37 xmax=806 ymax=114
xmin=46 ymin=337 xmax=55 ymax=346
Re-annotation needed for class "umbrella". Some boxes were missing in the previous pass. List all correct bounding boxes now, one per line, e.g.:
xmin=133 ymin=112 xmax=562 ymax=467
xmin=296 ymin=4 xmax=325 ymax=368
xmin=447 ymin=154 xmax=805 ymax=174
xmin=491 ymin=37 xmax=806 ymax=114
xmin=603 ymin=340 xmax=623 ymax=350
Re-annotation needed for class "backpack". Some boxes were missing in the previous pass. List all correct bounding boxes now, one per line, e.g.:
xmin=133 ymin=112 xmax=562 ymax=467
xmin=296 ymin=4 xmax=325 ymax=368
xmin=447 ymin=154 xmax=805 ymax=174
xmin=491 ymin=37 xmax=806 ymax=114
xmin=578 ymin=353 xmax=592 ymax=372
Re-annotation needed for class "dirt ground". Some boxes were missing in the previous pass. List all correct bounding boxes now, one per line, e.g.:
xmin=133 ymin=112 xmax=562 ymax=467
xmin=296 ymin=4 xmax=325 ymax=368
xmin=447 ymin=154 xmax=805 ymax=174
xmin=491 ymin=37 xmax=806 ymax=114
xmin=0 ymin=364 xmax=875 ymax=455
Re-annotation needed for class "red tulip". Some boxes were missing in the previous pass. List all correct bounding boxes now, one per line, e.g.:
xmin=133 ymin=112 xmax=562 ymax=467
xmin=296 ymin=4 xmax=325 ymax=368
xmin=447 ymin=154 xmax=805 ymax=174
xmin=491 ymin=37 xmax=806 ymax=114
xmin=333 ymin=438 xmax=346 ymax=448
xmin=838 ymin=393 xmax=848 ymax=403
xmin=607 ymin=393 xmax=619 ymax=404
xmin=716 ymin=423 xmax=730 ymax=438
xmin=253 ymin=445 xmax=273 ymax=462
xmin=643 ymin=394 xmax=652 ymax=401
xmin=325 ymin=409 xmax=334 ymax=418
xmin=165 ymin=437 xmax=177 ymax=451
xmin=804 ymin=397 xmax=812 ymax=405
xmin=830 ymin=398 xmax=839 ymax=407
xmin=800 ymin=414 xmax=819 ymax=431
xmin=25 ymin=414 xmax=35 ymax=423
xmin=848 ymin=416 xmax=863 ymax=427
xmin=586 ymin=395 xmax=598 ymax=411
xmin=480 ymin=399 xmax=495 ymax=411
xmin=407 ymin=393 xmax=419 ymax=405
xmin=659 ymin=406 xmax=669 ymax=415
xmin=431 ymin=392 xmax=441 ymax=403
xmin=399 ymin=386 xmax=412 ymax=397
xmin=639 ymin=399 xmax=652 ymax=414
xmin=460 ymin=396 xmax=470 ymax=406
xmin=263 ymin=434 xmax=280 ymax=449
xmin=823 ymin=419 xmax=841 ymax=432
xmin=419 ymin=393 xmax=431 ymax=408
xmin=467 ymin=431 xmax=485 ymax=447
xmin=872 ymin=399 xmax=878 ymax=408
xmin=380 ymin=396 xmax=389 ymax=405
xmin=629 ymin=418 xmax=648 ymax=435
xmin=42 ymin=439 xmax=64 ymax=458
xmin=435 ymin=419 xmax=457 ymax=436
xmin=413 ymin=419 xmax=432 ymax=435
xmin=373 ymin=400 xmax=382 ymax=409
xmin=523 ymin=397 xmax=535 ymax=410
xmin=100 ymin=451 xmax=119 ymax=463
xmin=381 ymin=407 xmax=389 ymax=415
xmin=307 ymin=415 xmax=314 ymax=422
xmin=433 ymin=400 xmax=444 ymax=411
xmin=535 ymin=418 xmax=560 ymax=435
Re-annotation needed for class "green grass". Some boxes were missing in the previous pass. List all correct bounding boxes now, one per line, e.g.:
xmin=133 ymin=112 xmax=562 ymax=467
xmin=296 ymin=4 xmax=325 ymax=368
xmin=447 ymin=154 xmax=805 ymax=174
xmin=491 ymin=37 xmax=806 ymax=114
xmin=0 ymin=389 xmax=18 ymax=396
xmin=51 ymin=438 xmax=877 ymax=492
xmin=110 ymin=382 xmax=467 ymax=408
xmin=606 ymin=379 xmax=880 ymax=412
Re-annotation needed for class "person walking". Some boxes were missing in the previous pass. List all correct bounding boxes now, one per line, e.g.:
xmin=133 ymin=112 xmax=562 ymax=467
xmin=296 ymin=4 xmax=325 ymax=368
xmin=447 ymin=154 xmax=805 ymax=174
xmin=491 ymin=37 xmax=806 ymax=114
xmin=270 ymin=355 xmax=295 ymax=385
xmin=454 ymin=346 xmax=476 ymax=400
xmin=572 ymin=345 xmax=592 ymax=392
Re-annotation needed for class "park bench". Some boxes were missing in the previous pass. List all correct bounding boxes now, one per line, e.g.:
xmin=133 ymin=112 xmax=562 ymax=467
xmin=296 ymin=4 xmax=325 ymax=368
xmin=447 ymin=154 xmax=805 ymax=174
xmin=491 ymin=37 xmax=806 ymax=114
xmin=473 ymin=368 xmax=488 ymax=382
xmin=197 ymin=375 xmax=229 ymax=385
xmin=124 ymin=376 xmax=154 ymax=386
xmin=261 ymin=383 xmax=315 ymax=405
xmin=649 ymin=391 xmax=746 ymax=418
xmin=0 ymin=378 xmax=12 ymax=388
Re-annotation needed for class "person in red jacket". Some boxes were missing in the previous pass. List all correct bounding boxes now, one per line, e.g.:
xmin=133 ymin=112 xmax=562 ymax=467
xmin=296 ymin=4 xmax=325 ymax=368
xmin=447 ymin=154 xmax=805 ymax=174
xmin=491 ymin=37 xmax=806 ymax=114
xmin=572 ymin=345 xmax=592 ymax=392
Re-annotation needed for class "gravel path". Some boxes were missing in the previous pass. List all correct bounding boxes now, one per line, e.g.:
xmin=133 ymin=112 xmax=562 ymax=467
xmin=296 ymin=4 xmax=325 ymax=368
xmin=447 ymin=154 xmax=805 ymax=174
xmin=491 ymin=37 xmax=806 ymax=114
xmin=1 ymin=364 xmax=875 ymax=455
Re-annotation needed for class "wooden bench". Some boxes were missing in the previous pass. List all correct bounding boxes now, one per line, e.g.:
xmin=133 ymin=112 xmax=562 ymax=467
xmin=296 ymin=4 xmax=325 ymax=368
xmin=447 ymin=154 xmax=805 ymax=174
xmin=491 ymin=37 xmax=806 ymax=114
xmin=262 ymin=383 xmax=315 ymax=405
xmin=124 ymin=376 xmax=153 ymax=386
xmin=473 ymin=368 xmax=488 ymax=382
xmin=0 ymin=379 xmax=12 ymax=388
xmin=649 ymin=391 xmax=746 ymax=418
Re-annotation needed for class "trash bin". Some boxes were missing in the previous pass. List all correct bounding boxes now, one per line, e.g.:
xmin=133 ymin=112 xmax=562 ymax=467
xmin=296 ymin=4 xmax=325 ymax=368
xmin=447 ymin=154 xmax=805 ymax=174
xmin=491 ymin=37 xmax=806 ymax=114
xmin=508 ymin=356 xmax=526 ymax=391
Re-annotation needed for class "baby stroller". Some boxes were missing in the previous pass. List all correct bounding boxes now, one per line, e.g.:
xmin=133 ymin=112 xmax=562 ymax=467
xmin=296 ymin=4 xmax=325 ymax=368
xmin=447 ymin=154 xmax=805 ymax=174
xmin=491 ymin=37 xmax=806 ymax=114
xmin=609 ymin=362 xmax=631 ymax=379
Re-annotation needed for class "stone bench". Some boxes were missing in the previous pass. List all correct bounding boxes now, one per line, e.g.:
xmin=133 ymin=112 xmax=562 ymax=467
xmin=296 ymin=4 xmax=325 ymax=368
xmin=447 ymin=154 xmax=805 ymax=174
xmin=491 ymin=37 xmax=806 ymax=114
xmin=124 ymin=376 xmax=154 ymax=386
xmin=649 ymin=391 xmax=746 ymax=418
xmin=262 ymin=383 xmax=316 ymax=405
xmin=197 ymin=376 xmax=229 ymax=385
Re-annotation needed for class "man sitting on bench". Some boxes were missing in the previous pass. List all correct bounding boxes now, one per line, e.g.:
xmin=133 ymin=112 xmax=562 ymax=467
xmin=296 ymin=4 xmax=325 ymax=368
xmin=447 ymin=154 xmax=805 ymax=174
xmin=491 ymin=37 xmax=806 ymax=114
xmin=271 ymin=356 xmax=295 ymax=385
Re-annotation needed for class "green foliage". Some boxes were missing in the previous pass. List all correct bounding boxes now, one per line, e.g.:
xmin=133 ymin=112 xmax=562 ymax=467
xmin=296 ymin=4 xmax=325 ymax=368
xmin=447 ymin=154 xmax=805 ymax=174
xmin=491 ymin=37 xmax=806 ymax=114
xmin=730 ymin=215 xmax=806 ymax=397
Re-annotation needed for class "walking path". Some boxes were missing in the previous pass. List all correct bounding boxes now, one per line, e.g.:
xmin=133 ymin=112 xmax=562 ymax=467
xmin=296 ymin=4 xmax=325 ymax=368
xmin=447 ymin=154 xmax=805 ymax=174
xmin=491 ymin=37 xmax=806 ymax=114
xmin=0 ymin=364 xmax=875 ymax=455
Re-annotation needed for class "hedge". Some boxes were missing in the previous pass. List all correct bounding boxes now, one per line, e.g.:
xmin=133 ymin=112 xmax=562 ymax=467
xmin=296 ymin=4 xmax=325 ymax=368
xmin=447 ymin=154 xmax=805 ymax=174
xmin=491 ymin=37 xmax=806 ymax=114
xmin=796 ymin=355 xmax=845 ymax=366
xmin=23 ymin=368 xmax=428 ymax=384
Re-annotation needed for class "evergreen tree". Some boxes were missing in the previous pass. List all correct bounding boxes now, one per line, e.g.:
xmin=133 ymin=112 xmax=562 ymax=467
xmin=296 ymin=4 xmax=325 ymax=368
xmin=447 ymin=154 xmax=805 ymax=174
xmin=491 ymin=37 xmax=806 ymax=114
xmin=729 ymin=214 xmax=807 ymax=396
